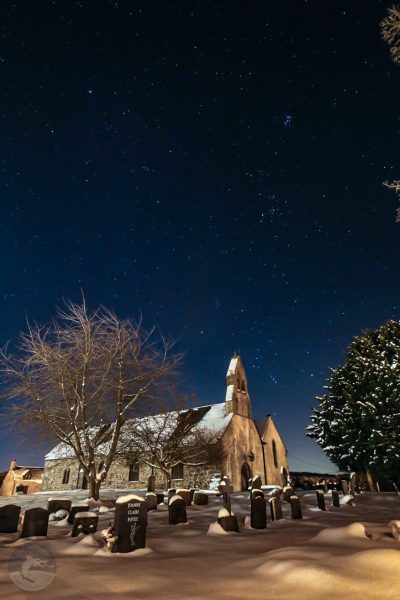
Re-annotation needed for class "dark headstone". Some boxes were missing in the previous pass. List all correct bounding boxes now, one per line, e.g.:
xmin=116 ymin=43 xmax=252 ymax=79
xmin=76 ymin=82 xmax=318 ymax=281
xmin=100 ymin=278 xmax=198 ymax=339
xmin=0 ymin=504 xmax=21 ymax=533
xmin=193 ymin=491 xmax=209 ymax=505
xmin=167 ymin=488 xmax=176 ymax=503
xmin=269 ymin=496 xmax=283 ymax=521
xmin=218 ymin=508 xmax=239 ymax=532
xmin=349 ymin=472 xmax=356 ymax=496
xmin=176 ymin=488 xmax=191 ymax=506
xmin=20 ymin=508 xmax=49 ymax=538
xmin=168 ymin=495 xmax=187 ymax=524
xmin=251 ymin=489 xmax=264 ymax=500
xmin=68 ymin=504 xmax=90 ymax=524
xmin=283 ymin=486 xmax=294 ymax=502
xmin=71 ymin=511 xmax=99 ymax=537
xmin=218 ymin=480 xmax=233 ymax=512
xmin=251 ymin=475 xmax=262 ymax=490
xmin=316 ymin=490 xmax=326 ymax=511
xmin=156 ymin=493 xmax=165 ymax=505
xmin=145 ymin=492 xmax=157 ymax=511
xmin=147 ymin=475 xmax=156 ymax=493
xmin=341 ymin=480 xmax=349 ymax=495
xmin=113 ymin=494 xmax=147 ymax=553
xmin=251 ymin=495 xmax=267 ymax=529
xmin=290 ymin=496 xmax=302 ymax=519
xmin=393 ymin=483 xmax=400 ymax=496
xmin=189 ymin=488 xmax=198 ymax=504
xmin=48 ymin=498 xmax=72 ymax=514
xmin=332 ymin=490 xmax=340 ymax=508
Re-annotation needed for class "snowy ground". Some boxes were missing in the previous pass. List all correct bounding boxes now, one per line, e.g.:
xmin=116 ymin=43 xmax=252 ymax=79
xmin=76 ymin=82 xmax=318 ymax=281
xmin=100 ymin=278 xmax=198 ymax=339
xmin=1 ymin=490 xmax=399 ymax=599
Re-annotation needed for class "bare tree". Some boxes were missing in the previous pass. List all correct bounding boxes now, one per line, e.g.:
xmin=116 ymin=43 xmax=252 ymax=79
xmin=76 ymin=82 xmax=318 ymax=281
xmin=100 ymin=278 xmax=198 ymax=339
xmin=381 ymin=5 xmax=400 ymax=65
xmin=125 ymin=390 xmax=224 ymax=489
xmin=0 ymin=299 xmax=181 ymax=499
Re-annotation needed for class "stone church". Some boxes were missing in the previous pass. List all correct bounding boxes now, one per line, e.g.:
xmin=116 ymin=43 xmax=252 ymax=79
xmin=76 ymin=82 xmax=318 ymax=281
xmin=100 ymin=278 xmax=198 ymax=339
xmin=42 ymin=355 xmax=289 ymax=492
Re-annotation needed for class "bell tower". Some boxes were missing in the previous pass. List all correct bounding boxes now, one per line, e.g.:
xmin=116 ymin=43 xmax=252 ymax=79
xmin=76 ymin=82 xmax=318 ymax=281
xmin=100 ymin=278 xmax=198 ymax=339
xmin=224 ymin=354 xmax=252 ymax=418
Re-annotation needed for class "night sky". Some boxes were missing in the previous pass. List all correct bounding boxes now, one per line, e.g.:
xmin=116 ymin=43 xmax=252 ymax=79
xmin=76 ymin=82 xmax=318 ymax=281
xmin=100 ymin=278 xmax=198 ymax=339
xmin=1 ymin=1 xmax=399 ymax=473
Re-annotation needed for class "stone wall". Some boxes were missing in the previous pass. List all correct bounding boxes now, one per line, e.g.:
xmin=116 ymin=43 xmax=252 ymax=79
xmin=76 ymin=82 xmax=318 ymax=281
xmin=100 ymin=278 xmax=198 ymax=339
xmin=262 ymin=418 xmax=289 ymax=485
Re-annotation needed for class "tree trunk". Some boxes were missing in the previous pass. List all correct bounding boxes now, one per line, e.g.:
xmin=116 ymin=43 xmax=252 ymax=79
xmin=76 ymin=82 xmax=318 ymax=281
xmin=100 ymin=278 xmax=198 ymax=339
xmin=162 ymin=469 xmax=171 ymax=490
xmin=365 ymin=468 xmax=377 ymax=492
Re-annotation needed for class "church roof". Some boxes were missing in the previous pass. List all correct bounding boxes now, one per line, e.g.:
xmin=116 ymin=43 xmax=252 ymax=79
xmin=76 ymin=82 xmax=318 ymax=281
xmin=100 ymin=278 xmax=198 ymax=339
xmin=45 ymin=402 xmax=233 ymax=461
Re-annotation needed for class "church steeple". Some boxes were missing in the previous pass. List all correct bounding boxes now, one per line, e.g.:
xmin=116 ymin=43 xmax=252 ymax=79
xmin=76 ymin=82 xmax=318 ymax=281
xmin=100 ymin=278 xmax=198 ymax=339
xmin=224 ymin=354 xmax=252 ymax=418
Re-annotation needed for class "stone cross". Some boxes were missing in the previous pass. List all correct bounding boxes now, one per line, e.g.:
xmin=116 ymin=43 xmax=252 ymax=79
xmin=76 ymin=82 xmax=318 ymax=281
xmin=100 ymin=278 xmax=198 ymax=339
xmin=290 ymin=495 xmax=302 ymax=519
xmin=20 ymin=508 xmax=49 ymax=538
xmin=332 ymin=490 xmax=340 ymax=508
xmin=217 ymin=508 xmax=239 ymax=532
xmin=250 ymin=494 xmax=267 ymax=529
xmin=168 ymin=495 xmax=187 ymax=525
xmin=316 ymin=490 xmax=326 ymax=511
xmin=0 ymin=504 xmax=21 ymax=533
xmin=71 ymin=511 xmax=99 ymax=537
xmin=269 ymin=496 xmax=283 ymax=521
xmin=113 ymin=494 xmax=147 ymax=553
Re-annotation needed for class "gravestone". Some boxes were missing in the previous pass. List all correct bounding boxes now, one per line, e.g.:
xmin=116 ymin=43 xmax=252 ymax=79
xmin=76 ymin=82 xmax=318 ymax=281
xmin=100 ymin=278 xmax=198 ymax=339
xmin=156 ymin=493 xmax=165 ymax=505
xmin=274 ymin=488 xmax=282 ymax=499
xmin=283 ymin=486 xmax=294 ymax=502
xmin=251 ymin=495 xmax=267 ymax=529
xmin=218 ymin=479 xmax=233 ymax=512
xmin=393 ymin=483 xmax=400 ymax=496
xmin=48 ymin=498 xmax=72 ymax=514
xmin=167 ymin=488 xmax=176 ymax=503
xmin=20 ymin=508 xmax=49 ymax=538
xmin=176 ymin=488 xmax=191 ymax=506
xmin=71 ymin=511 xmax=99 ymax=537
xmin=193 ymin=491 xmax=208 ymax=505
xmin=189 ymin=488 xmax=198 ymax=504
xmin=145 ymin=492 xmax=157 ymax=511
xmin=332 ymin=490 xmax=340 ymax=508
xmin=251 ymin=475 xmax=262 ymax=490
xmin=147 ymin=475 xmax=156 ymax=493
xmin=251 ymin=489 xmax=264 ymax=500
xmin=316 ymin=490 xmax=326 ymax=511
xmin=217 ymin=508 xmax=239 ymax=532
xmin=68 ymin=504 xmax=90 ymax=524
xmin=269 ymin=496 xmax=283 ymax=521
xmin=113 ymin=494 xmax=147 ymax=553
xmin=341 ymin=480 xmax=349 ymax=495
xmin=168 ymin=495 xmax=187 ymax=524
xmin=290 ymin=496 xmax=302 ymax=519
xmin=0 ymin=504 xmax=21 ymax=533
xmin=390 ymin=520 xmax=400 ymax=541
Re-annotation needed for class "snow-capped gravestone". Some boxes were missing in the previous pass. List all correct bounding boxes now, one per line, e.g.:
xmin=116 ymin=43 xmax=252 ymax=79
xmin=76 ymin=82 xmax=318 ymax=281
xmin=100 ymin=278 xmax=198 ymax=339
xmin=47 ymin=498 xmax=72 ymax=514
xmin=217 ymin=508 xmax=239 ymax=532
xmin=393 ymin=483 xmax=399 ymax=496
xmin=316 ymin=490 xmax=326 ymax=511
xmin=332 ymin=490 xmax=340 ymax=508
xmin=147 ymin=475 xmax=156 ymax=493
xmin=0 ymin=504 xmax=21 ymax=533
xmin=193 ymin=491 xmax=208 ymax=505
xmin=290 ymin=496 xmax=302 ymax=519
xmin=218 ymin=479 xmax=233 ymax=512
xmin=189 ymin=488 xmax=198 ymax=504
xmin=269 ymin=496 xmax=283 ymax=521
xmin=168 ymin=495 xmax=187 ymax=525
xmin=251 ymin=475 xmax=262 ymax=490
xmin=71 ymin=511 xmax=99 ymax=537
xmin=20 ymin=508 xmax=49 ymax=538
xmin=390 ymin=520 xmax=400 ymax=542
xmin=68 ymin=504 xmax=90 ymax=525
xmin=250 ymin=494 xmax=267 ymax=529
xmin=283 ymin=486 xmax=294 ymax=502
xmin=176 ymin=489 xmax=191 ymax=506
xmin=167 ymin=488 xmax=176 ymax=503
xmin=341 ymin=480 xmax=349 ymax=495
xmin=145 ymin=492 xmax=157 ymax=511
xmin=112 ymin=494 xmax=147 ymax=553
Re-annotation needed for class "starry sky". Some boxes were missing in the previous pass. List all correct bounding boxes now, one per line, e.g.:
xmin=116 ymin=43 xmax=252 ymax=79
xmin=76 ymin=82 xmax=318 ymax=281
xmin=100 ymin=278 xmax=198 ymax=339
xmin=1 ymin=1 xmax=399 ymax=473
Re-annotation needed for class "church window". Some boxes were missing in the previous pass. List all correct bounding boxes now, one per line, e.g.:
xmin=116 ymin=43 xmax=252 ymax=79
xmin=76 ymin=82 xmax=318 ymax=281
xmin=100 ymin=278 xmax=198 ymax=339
xmin=171 ymin=462 xmax=184 ymax=480
xmin=241 ymin=381 xmax=246 ymax=393
xmin=129 ymin=463 xmax=140 ymax=481
xmin=62 ymin=468 xmax=70 ymax=484
xmin=272 ymin=440 xmax=278 ymax=469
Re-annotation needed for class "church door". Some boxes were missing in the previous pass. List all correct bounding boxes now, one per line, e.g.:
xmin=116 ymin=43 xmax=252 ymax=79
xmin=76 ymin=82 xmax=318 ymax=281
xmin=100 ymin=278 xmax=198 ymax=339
xmin=241 ymin=463 xmax=251 ymax=491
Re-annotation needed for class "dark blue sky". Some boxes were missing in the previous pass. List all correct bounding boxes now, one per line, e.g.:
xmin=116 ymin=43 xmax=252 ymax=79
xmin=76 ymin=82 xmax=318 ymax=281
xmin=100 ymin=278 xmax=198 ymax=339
xmin=1 ymin=1 xmax=399 ymax=472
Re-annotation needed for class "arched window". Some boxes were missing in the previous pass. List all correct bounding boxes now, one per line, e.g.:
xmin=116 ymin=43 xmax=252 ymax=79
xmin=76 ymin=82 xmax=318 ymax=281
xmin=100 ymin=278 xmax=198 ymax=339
xmin=171 ymin=463 xmax=184 ymax=480
xmin=129 ymin=463 xmax=140 ymax=482
xmin=241 ymin=381 xmax=246 ymax=393
xmin=62 ymin=468 xmax=70 ymax=484
xmin=272 ymin=440 xmax=278 ymax=469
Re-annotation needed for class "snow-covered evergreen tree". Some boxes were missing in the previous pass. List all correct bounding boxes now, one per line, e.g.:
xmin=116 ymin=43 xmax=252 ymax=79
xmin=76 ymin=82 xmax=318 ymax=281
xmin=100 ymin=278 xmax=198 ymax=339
xmin=307 ymin=320 xmax=400 ymax=485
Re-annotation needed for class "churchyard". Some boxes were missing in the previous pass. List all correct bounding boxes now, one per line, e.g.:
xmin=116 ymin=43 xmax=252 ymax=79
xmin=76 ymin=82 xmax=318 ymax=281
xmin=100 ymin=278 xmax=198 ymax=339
xmin=0 ymin=483 xmax=399 ymax=599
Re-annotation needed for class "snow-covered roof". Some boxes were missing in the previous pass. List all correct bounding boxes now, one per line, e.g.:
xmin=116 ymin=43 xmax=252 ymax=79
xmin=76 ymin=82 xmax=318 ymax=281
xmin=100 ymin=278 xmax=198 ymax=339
xmin=45 ymin=402 xmax=233 ymax=461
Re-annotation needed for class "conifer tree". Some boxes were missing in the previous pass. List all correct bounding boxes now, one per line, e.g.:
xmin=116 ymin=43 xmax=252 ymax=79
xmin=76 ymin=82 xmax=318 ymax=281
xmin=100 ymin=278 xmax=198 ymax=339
xmin=307 ymin=320 xmax=400 ymax=488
